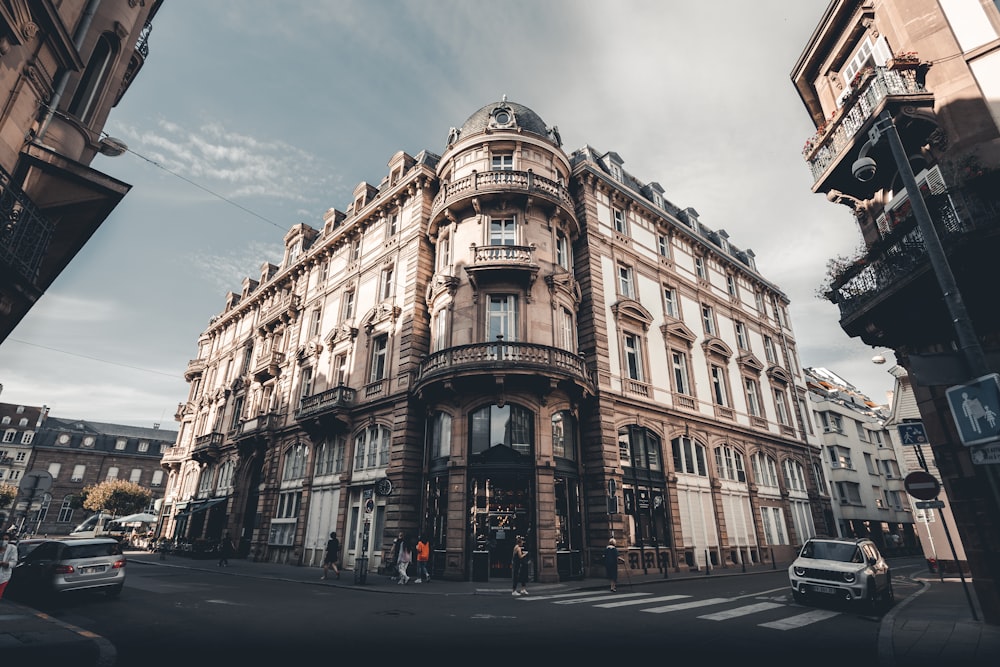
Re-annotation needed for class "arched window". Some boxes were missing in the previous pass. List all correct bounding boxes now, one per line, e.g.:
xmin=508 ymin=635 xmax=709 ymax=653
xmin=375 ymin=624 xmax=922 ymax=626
xmin=282 ymin=442 xmax=309 ymax=480
xmin=713 ymin=445 xmax=746 ymax=482
xmin=782 ymin=459 xmax=807 ymax=492
xmin=552 ymin=411 xmax=577 ymax=461
xmin=751 ymin=451 xmax=779 ymax=488
xmin=469 ymin=404 xmax=533 ymax=456
xmin=68 ymin=33 xmax=117 ymax=121
xmin=671 ymin=435 xmax=707 ymax=476
xmin=354 ymin=425 xmax=390 ymax=471
xmin=619 ymin=425 xmax=661 ymax=470
xmin=216 ymin=460 xmax=235 ymax=491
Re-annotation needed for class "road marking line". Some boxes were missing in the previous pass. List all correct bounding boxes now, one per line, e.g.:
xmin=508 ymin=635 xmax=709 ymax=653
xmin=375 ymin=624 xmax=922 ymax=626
xmin=641 ymin=597 xmax=732 ymax=613
xmin=516 ymin=591 xmax=610 ymax=601
xmin=595 ymin=594 xmax=691 ymax=608
xmin=698 ymin=601 xmax=785 ymax=620
xmin=554 ymin=592 xmax=650 ymax=604
xmin=759 ymin=608 xmax=840 ymax=630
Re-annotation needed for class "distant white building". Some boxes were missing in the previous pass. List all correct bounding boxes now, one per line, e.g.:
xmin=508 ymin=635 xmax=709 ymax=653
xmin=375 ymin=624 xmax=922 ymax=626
xmin=804 ymin=367 xmax=915 ymax=554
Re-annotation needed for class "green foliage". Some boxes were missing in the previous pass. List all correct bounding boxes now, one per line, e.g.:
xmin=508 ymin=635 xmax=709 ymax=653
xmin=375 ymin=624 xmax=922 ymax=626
xmin=0 ymin=482 xmax=17 ymax=509
xmin=81 ymin=479 xmax=151 ymax=517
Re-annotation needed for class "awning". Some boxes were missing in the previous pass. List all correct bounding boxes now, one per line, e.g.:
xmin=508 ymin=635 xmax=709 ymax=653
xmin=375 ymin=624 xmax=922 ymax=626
xmin=189 ymin=497 xmax=228 ymax=514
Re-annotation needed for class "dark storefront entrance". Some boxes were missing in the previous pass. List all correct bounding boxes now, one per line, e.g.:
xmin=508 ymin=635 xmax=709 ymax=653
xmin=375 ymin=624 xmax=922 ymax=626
xmin=469 ymin=472 xmax=532 ymax=580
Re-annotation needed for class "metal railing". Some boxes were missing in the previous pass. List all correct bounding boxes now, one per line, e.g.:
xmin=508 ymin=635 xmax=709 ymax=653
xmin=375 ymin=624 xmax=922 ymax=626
xmin=0 ymin=166 xmax=53 ymax=284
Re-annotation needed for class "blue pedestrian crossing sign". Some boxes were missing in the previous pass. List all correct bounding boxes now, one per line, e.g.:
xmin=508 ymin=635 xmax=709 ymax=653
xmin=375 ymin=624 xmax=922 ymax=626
xmin=897 ymin=422 xmax=928 ymax=446
xmin=946 ymin=373 xmax=1000 ymax=446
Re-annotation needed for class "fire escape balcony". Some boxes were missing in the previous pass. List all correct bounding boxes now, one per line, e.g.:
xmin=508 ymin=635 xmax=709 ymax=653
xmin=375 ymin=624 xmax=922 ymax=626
xmin=429 ymin=169 xmax=576 ymax=231
xmin=414 ymin=340 xmax=594 ymax=400
xmin=191 ymin=432 xmax=224 ymax=463
xmin=252 ymin=351 xmax=285 ymax=382
xmin=802 ymin=66 xmax=934 ymax=198
xmin=824 ymin=175 xmax=1000 ymax=348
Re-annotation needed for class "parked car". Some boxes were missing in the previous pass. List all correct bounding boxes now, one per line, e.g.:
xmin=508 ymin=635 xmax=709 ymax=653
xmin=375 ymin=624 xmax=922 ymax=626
xmin=15 ymin=538 xmax=48 ymax=561
xmin=7 ymin=537 xmax=126 ymax=600
xmin=788 ymin=537 xmax=893 ymax=610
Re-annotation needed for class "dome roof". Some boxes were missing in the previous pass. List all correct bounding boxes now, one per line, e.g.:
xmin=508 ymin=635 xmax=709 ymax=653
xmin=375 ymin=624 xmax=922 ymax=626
xmin=455 ymin=99 xmax=553 ymax=143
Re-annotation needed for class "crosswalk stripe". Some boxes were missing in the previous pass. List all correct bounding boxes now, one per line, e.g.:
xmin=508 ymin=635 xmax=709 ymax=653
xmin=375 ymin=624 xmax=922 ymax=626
xmin=516 ymin=591 xmax=610 ymax=601
xmin=554 ymin=592 xmax=650 ymax=604
xmin=759 ymin=608 xmax=841 ymax=630
xmin=595 ymin=594 xmax=691 ymax=608
xmin=698 ymin=601 xmax=785 ymax=620
xmin=641 ymin=597 xmax=732 ymax=613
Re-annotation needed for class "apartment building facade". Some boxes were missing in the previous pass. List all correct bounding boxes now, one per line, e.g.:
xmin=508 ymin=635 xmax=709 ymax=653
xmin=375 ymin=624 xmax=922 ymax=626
xmin=0 ymin=0 xmax=163 ymax=342
xmin=0 ymin=399 xmax=47 ymax=526
xmin=161 ymin=99 xmax=825 ymax=582
xmin=792 ymin=0 xmax=1000 ymax=621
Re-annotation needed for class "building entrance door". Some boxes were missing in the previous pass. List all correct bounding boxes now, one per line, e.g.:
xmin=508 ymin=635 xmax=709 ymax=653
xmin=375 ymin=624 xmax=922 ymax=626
xmin=469 ymin=474 xmax=532 ymax=579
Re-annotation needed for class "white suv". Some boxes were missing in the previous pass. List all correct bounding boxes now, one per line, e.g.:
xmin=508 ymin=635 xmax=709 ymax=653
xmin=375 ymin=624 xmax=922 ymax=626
xmin=788 ymin=537 xmax=893 ymax=610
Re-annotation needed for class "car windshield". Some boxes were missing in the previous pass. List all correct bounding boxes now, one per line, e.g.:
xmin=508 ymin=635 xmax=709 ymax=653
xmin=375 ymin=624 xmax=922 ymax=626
xmin=64 ymin=543 xmax=120 ymax=559
xmin=802 ymin=541 xmax=863 ymax=563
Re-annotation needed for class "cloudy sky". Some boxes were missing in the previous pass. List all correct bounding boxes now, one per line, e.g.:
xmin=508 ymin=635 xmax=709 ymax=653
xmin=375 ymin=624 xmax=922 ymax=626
xmin=0 ymin=0 xmax=899 ymax=427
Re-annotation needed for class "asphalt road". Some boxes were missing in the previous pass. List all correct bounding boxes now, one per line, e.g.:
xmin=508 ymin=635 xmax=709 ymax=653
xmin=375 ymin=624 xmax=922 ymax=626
xmin=19 ymin=564 xmax=921 ymax=666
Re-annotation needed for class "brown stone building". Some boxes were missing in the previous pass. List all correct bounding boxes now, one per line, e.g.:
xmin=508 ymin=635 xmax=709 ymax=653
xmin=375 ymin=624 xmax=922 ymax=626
xmin=0 ymin=0 xmax=163 ymax=342
xmin=162 ymin=99 xmax=827 ymax=582
xmin=791 ymin=0 xmax=1000 ymax=621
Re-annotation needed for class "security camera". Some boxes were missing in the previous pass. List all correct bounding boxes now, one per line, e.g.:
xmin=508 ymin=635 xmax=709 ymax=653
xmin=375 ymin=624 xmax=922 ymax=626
xmin=852 ymin=156 xmax=877 ymax=182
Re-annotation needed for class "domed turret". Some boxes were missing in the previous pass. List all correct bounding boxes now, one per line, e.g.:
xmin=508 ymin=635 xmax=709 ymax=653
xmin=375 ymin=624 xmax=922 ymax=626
xmin=447 ymin=97 xmax=559 ymax=147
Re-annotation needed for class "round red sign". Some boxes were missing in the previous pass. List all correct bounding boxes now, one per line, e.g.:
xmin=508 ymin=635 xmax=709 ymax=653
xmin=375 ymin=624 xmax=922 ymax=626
xmin=903 ymin=470 xmax=941 ymax=501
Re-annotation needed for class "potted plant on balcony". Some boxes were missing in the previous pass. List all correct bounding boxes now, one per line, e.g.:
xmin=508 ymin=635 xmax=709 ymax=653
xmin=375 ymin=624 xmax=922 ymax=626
xmin=888 ymin=51 xmax=920 ymax=70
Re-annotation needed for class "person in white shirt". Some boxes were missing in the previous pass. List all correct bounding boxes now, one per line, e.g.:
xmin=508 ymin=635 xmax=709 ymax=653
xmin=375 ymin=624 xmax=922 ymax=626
xmin=0 ymin=531 xmax=19 ymax=599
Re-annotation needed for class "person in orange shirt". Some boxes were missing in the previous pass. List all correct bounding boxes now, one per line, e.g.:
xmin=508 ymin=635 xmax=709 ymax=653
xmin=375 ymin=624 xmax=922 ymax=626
xmin=415 ymin=534 xmax=431 ymax=583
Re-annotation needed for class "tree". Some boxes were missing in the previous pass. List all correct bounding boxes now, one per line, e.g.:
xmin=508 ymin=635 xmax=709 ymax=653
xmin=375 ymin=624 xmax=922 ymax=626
xmin=0 ymin=482 xmax=16 ymax=511
xmin=81 ymin=479 xmax=151 ymax=517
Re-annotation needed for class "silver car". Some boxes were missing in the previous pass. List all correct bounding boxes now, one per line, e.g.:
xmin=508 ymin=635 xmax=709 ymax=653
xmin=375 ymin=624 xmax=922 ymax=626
xmin=9 ymin=537 xmax=126 ymax=599
xmin=788 ymin=537 xmax=893 ymax=610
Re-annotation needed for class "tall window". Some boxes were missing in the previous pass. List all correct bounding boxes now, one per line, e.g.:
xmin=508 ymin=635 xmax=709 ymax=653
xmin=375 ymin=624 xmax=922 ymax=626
xmin=695 ymin=257 xmax=707 ymax=279
xmin=774 ymin=389 xmax=791 ymax=426
xmin=618 ymin=265 xmax=634 ymax=298
xmin=487 ymin=295 xmax=517 ymax=341
xmin=658 ymin=234 xmax=671 ymax=259
xmin=735 ymin=322 xmax=748 ymax=349
xmin=714 ymin=445 xmax=746 ymax=482
xmin=710 ymin=365 xmax=729 ymax=406
xmin=701 ymin=305 xmax=715 ymax=335
xmin=663 ymin=286 xmax=678 ymax=318
xmin=333 ymin=353 xmax=348 ymax=386
xmin=341 ymin=289 xmax=355 ymax=322
xmin=783 ymin=459 xmax=807 ymax=492
xmin=300 ymin=367 xmax=314 ymax=399
xmin=559 ymin=308 xmax=575 ymax=352
xmin=380 ymin=267 xmax=394 ymax=300
xmin=763 ymin=336 xmax=776 ymax=363
xmin=354 ymin=425 xmax=391 ymax=471
xmin=744 ymin=378 xmax=762 ymax=417
xmin=671 ymin=435 xmax=707 ymax=476
xmin=430 ymin=412 xmax=453 ymax=459
xmin=761 ymin=506 xmax=788 ymax=545
xmin=619 ymin=426 xmax=661 ymax=470
xmin=310 ymin=308 xmax=322 ymax=337
xmin=387 ymin=212 xmax=399 ymax=236
xmin=433 ymin=310 xmax=448 ymax=352
xmin=726 ymin=274 xmax=738 ymax=298
xmin=282 ymin=443 xmax=309 ymax=480
xmin=751 ymin=452 xmax=779 ymax=487
xmin=552 ymin=411 xmax=577 ymax=461
xmin=556 ymin=231 xmax=571 ymax=269
xmin=370 ymin=335 xmax=388 ymax=382
xmin=671 ymin=350 xmax=691 ymax=395
xmin=613 ymin=207 xmax=627 ymax=234
xmin=68 ymin=33 xmax=115 ymax=121
xmin=623 ymin=333 xmax=644 ymax=381
xmin=469 ymin=404 xmax=533 ymax=456
xmin=490 ymin=217 xmax=516 ymax=246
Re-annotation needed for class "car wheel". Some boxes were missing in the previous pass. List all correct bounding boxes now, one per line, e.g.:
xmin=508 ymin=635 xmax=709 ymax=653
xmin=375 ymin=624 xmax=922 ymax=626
xmin=792 ymin=588 xmax=806 ymax=604
xmin=106 ymin=584 xmax=123 ymax=598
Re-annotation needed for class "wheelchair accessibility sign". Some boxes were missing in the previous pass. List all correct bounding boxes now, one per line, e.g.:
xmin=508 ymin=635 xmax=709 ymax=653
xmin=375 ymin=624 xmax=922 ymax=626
xmin=946 ymin=373 xmax=1000 ymax=446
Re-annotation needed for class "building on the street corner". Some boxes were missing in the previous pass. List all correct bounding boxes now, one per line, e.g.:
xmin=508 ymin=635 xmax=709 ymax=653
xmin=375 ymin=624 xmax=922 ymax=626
xmin=0 ymin=398 xmax=48 ymax=526
xmin=791 ymin=0 xmax=1000 ymax=621
xmin=23 ymin=416 xmax=175 ymax=536
xmin=161 ymin=99 xmax=826 ymax=582
xmin=0 ymin=0 xmax=163 ymax=342
xmin=803 ymin=366 xmax=917 ymax=555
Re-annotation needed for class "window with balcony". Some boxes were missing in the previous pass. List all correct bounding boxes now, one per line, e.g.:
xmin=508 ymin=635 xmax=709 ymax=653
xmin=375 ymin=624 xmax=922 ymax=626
xmin=618 ymin=265 xmax=634 ymax=299
xmin=623 ymin=332 xmax=645 ymax=381
xmin=619 ymin=425 xmax=661 ymax=471
xmin=552 ymin=411 xmax=577 ymax=461
xmin=487 ymin=294 xmax=518 ymax=342
xmin=671 ymin=435 xmax=707 ymax=476
xmin=369 ymin=334 xmax=388 ymax=382
xmin=490 ymin=217 xmax=516 ymax=246
xmin=492 ymin=152 xmax=514 ymax=170
xmin=714 ymin=445 xmax=746 ymax=482
xmin=432 ymin=309 xmax=448 ymax=352
xmin=838 ymin=35 xmax=891 ymax=106
xmin=333 ymin=353 xmax=348 ymax=386
xmin=671 ymin=350 xmax=691 ymax=395
xmin=559 ymin=307 xmax=575 ymax=352
xmin=469 ymin=403 xmax=533 ymax=456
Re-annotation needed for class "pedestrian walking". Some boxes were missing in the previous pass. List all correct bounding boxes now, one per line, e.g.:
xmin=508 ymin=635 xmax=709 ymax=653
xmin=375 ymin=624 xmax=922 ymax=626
xmin=511 ymin=535 xmax=530 ymax=596
xmin=395 ymin=532 xmax=412 ymax=584
xmin=604 ymin=538 xmax=624 ymax=592
xmin=0 ymin=530 xmax=18 ymax=600
xmin=217 ymin=533 xmax=235 ymax=567
xmin=415 ymin=534 xmax=431 ymax=583
xmin=321 ymin=531 xmax=341 ymax=580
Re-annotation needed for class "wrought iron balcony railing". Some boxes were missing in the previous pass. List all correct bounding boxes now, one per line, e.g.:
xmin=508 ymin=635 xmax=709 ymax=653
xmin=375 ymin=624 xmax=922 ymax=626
xmin=0 ymin=166 xmax=53 ymax=285
xmin=826 ymin=182 xmax=1000 ymax=318
xmin=802 ymin=67 xmax=928 ymax=183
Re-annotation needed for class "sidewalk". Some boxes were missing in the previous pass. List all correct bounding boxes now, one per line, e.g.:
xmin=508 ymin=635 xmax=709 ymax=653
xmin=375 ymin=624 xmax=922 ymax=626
xmin=2 ymin=551 xmax=997 ymax=665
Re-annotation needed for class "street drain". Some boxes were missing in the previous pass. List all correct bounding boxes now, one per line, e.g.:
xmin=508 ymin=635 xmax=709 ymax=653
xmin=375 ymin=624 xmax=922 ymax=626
xmin=376 ymin=609 xmax=415 ymax=616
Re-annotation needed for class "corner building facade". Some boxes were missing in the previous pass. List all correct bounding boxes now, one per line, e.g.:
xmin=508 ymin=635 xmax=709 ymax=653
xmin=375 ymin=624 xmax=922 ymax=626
xmin=162 ymin=101 xmax=825 ymax=582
